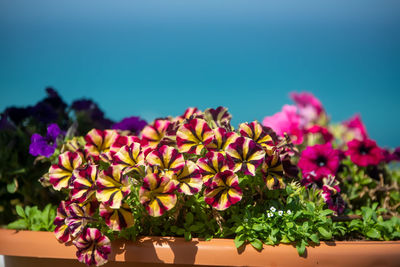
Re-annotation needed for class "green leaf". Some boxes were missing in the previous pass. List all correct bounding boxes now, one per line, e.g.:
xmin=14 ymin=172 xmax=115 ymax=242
xmin=234 ymin=235 xmax=245 ymax=248
xmin=184 ymin=231 xmax=192 ymax=241
xmin=309 ymin=234 xmax=320 ymax=244
xmin=176 ymin=228 xmax=185 ymax=235
xmin=15 ymin=205 xmax=25 ymax=218
xmin=320 ymin=209 xmax=334 ymax=217
xmin=186 ymin=212 xmax=194 ymax=225
xmin=318 ymin=227 xmax=332 ymax=239
xmin=6 ymin=179 xmax=18 ymax=193
xmin=250 ymin=239 xmax=263 ymax=251
xmin=296 ymin=240 xmax=307 ymax=256
xmin=366 ymin=228 xmax=381 ymax=239
xmin=189 ymin=224 xmax=202 ymax=232
xmin=235 ymin=225 xmax=244 ymax=233
xmin=286 ymin=222 xmax=294 ymax=229
xmin=7 ymin=219 xmax=27 ymax=230
xmin=252 ymin=224 xmax=263 ymax=231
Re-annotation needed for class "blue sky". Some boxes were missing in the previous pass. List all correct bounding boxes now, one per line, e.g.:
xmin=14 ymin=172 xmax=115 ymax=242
xmin=0 ymin=0 xmax=399 ymax=147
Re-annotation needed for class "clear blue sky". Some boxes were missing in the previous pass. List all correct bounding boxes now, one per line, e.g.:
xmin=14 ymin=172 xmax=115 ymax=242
xmin=0 ymin=0 xmax=399 ymax=147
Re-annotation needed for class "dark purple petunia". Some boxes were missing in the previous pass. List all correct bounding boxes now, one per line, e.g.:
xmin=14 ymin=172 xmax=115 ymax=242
xmin=298 ymin=143 xmax=340 ymax=181
xmin=29 ymin=123 xmax=63 ymax=157
xmin=112 ymin=116 xmax=147 ymax=134
xmin=345 ymin=139 xmax=383 ymax=167
xmin=71 ymin=99 xmax=97 ymax=111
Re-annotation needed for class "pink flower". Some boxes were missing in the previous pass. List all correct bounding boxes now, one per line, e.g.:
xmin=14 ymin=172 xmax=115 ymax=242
xmin=298 ymin=143 xmax=340 ymax=181
xmin=342 ymin=114 xmax=368 ymax=141
xmin=262 ymin=105 xmax=303 ymax=144
xmin=305 ymin=125 xmax=333 ymax=144
xmin=290 ymin=92 xmax=324 ymax=123
xmin=345 ymin=139 xmax=383 ymax=167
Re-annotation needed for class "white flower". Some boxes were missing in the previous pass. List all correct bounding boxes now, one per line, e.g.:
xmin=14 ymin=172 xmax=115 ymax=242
xmin=278 ymin=210 xmax=283 ymax=216
xmin=270 ymin=206 xmax=276 ymax=212
xmin=287 ymin=210 xmax=292 ymax=215
xmin=267 ymin=212 xmax=274 ymax=218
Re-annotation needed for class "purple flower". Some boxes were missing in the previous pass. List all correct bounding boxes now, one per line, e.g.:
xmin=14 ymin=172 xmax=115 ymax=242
xmin=112 ymin=116 xmax=147 ymax=134
xmin=71 ymin=99 xmax=97 ymax=111
xmin=29 ymin=123 xmax=63 ymax=157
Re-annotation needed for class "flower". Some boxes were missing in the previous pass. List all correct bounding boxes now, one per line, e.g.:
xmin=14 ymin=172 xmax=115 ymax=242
xmin=49 ymin=151 xmax=83 ymax=190
xmin=270 ymin=206 xmax=276 ymax=212
xmin=305 ymin=125 xmax=333 ymax=144
xmin=321 ymin=177 xmax=345 ymax=215
xmin=298 ymin=143 xmax=340 ymax=181
xmin=204 ymin=170 xmax=242 ymax=211
xmin=54 ymin=201 xmax=73 ymax=243
xmin=226 ymin=137 xmax=265 ymax=176
xmin=113 ymin=142 xmax=144 ymax=175
xmin=203 ymin=106 xmax=232 ymax=129
xmin=65 ymin=203 xmax=91 ymax=238
xmin=239 ymin=121 xmax=274 ymax=150
xmin=342 ymin=114 xmax=368 ymax=141
xmin=174 ymin=161 xmax=203 ymax=195
xmin=287 ymin=210 xmax=292 ymax=215
xmin=96 ymin=166 xmax=131 ymax=209
xmin=345 ymin=138 xmax=383 ymax=167
xmin=112 ymin=116 xmax=147 ymax=134
xmin=267 ymin=212 xmax=273 ymax=218
xmin=262 ymin=105 xmax=304 ymax=144
xmin=71 ymin=165 xmax=98 ymax=203
xmin=206 ymin=127 xmax=239 ymax=154
xmin=278 ymin=210 xmax=283 ymax=216
xmin=141 ymin=119 xmax=173 ymax=148
xmin=84 ymin=129 xmax=118 ymax=162
xmin=29 ymin=123 xmax=63 ymax=157
xmin=139 ymin=173 xmax=177 ymax=217
xmin=73 ymin=228 xmax=111 ymax=266
xmin=176 ymin=118 xmax=214 ymax=155
xmin=261 ymin=153 xmax=285 ymax=190
xmin=146 ymin=145 xmax=185 ymax=178
xmin=290 ymin=92 xmax=324 ymax=124
xmin=197 ymin=151 xmax=234 ymax=185
xmin=99 ymin=203 xmax=134 ymax=231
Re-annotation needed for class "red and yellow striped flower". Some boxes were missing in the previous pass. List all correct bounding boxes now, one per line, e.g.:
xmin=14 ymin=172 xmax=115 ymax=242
xmin=206 ymin=127 xmax=239 ymax=154
xmin=73 ymin=228 xmax=111 ymax=267
xmin=174 ymin=161 xmax=203 ymax=195
xmin=176 ymin=118 xmax=214 ymax=154
xmin=54 ymin=201 xmax=73 ymax=243
xmin=96 ymin=166 xmax=131 ymax=209
xmin=175 ymin=107 xmax=203 ymax=123
xmin=261 ymin=154 xmax=285 ymax=190
xmin=141 ymin=119 xmax=172 ymax=148
xmin=99 ymin=203 xmax=134 ymax=231
xmin=61 ymin=136 xmax=85 ymax=153
xmin=113 ymin=142 xmax=145 ymax=175
xmin=204 ymin=170 xmax=242 ymax=211
xmin=204 ymin=106 xmax=232 ymax=129
xmin=196 ymin=151 xmax=233 ymax=185
xmin=226 ymin=137 xmax=265 ymax=176
xmin=146 ymin=145 xmax=185 ymax=178
xmin=84 ymin=129 xmax=118 ymax=162
xmin=65 ymin=203 xmax=91 ymax=238
xmin=71 ymin=165 xmax=98 ymax=203
xmin=49 ymin=151 xmax=83 ymax=191
xmin=139 ymin=173 xmax=177 ymax=217
xmin=239 ymin=121 xmax=274 ymax=152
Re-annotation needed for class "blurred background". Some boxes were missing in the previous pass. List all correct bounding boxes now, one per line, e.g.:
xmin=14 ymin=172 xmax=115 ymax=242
xmin=0 ymin=0 xmax=399 ymax=147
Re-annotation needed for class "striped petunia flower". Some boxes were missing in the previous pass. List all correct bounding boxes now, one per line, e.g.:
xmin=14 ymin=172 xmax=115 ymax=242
xmin=96 ymin=166 xmax=131 ymax=209
xmin=113 ymin=142 xmax=145 ymax=175
xmin=174 ymin=161 xmax=203 ymax=195
xmin=71 ymin=165 xmax=98 ymax=203
xmin=146 ymin=145 xmax=185 ymax=178
xmin=239 ymin=121 xmax=274 ymax=151
xmin=49 ymin=151 xmax=83 ymax=191
xmin=139 ymin=173 xmax=177 ymax=217
xmin=261 ymin=154 xmax=285 ymax=190
xmin=107 ymin=135 xmax=141 ymax=160
xmin=175 ymin=107 xmax=203 ymax=123
xmin=197 ymin=151 xmax=233 ymax=186
xmin=84 ymin=129 xmax=118 ymax=162
xmin=141 ymin=119 xmax=173 ymax=148
xmin=206 ymin=127 xmax=239 ymax=154
xmin=204 ymin=106 xmax=232 ymax=129
xmin=54 ymin=201 xmax=73 ymax=243
xmin=176 ymin=118 xmax=214 ymax=155
xmin=99 ymin=203 xmax=134 ymax=231
xmin=226 ymin=137 xmax=266 ymax=176
xmin=65 ymin=203 xmax=91 ymax=238
xmin=73 ymin=228 xmax=111 ymax=267
xmin=204 ymin=170 xmax=242 ymax=211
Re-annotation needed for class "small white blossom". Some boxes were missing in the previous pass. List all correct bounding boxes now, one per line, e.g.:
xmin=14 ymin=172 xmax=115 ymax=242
xmin=270 ymin=206 xmax=276 ymax=212
xmin=278 ymin=210 xmax=283 ymax=216
xmin=287 ymin=210 xmax=292 ymax=215
xmin=244 ymin=218 xmax=248 ymax=222
xmin=267 ymin=212 xmax=274 ymax=218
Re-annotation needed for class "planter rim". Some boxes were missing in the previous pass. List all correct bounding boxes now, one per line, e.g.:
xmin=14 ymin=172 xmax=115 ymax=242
xmin=0 ymin=229 xmax=399 ymax=266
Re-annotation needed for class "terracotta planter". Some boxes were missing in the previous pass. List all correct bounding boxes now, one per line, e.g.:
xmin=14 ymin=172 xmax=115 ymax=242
xmin=0 ymin=229 xmax=399 ymax=267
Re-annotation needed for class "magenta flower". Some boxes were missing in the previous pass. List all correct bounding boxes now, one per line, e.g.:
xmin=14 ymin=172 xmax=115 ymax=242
xmin=321 ymin=177 xmax=345 ymax=215
xmin=342 ymin=114 xmax=368 ymax=141
xmin=262 ymin=105 xmax=303 ymax=144
xmin=298 ymin=143 xmax=340 ymax=181
xmin=29 ymin=123 xmax=63 ymax=157
xmin=305 ymin=125 xmax=333 ymax=144
xmin=290 ymin=92 xmax=324 ymax=124
xmin=345 ymin=139 xmax=383 ymax=167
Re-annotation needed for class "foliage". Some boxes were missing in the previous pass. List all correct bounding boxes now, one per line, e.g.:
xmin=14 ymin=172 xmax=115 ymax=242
xmin=7 ymin=204 xmax=56 ymax=231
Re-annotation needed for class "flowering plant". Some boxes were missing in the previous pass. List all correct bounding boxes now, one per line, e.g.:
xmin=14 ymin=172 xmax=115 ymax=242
xmin=6 ymin=91 xmax=400 ymax=266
